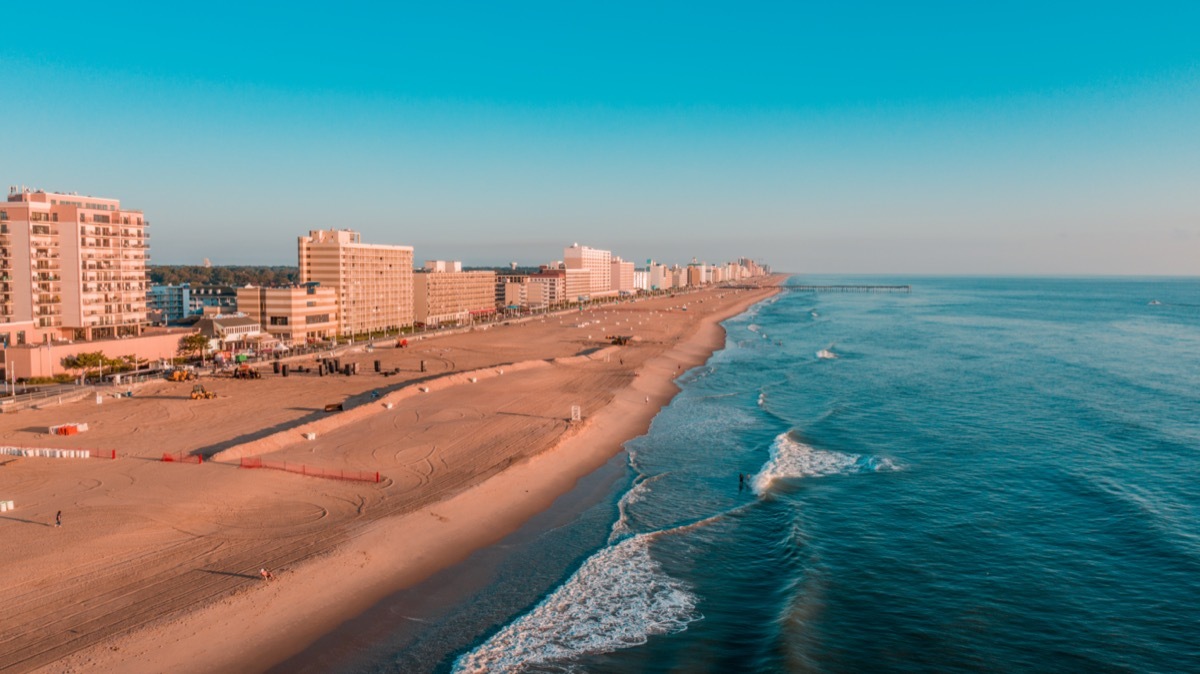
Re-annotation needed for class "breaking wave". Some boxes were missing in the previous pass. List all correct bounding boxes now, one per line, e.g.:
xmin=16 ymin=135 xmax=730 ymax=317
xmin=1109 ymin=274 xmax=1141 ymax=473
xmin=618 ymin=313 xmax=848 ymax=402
xmin=752 ymin=433 xmax=899 ymax=495
xmin=452 ymin=533 xmax=700 ymax=673
xmin=609 ymin=473 xmax=668 ymax=543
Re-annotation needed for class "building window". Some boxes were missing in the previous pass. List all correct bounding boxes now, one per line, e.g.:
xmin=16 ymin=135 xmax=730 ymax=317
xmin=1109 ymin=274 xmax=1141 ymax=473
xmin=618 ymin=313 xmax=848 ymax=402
xmin=269 ymin=316 xmax=289 ymax=326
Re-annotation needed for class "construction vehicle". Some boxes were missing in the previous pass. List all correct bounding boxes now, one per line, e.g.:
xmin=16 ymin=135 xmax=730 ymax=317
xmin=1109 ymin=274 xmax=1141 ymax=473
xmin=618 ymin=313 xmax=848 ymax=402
xmin=608 ymin=335 xmax=632 ymax=345
xmin=190 ymin=384 xmax=216 ymax=400
xmin=168 ymin=369 xmax=196 ymax=382
xmin=232 ymin=363 xmax=261 ymax=379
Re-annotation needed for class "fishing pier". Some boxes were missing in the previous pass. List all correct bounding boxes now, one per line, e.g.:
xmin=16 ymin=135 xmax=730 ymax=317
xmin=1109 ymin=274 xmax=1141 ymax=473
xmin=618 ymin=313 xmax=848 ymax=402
xmin=789 ymin=284 xmax=911 ymax=293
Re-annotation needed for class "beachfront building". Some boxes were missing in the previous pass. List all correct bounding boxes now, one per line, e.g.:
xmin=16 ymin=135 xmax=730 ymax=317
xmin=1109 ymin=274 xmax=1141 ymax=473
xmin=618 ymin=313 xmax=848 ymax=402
xmin=563 ymin=243 xmax=614 ymax=298
xmin=502 ymin=278 xmax=552 ymax=311
xmin=738 ymin=258 xmax=766 ymax=277
xmin=236 ymin=284 xmax=338 ymax=345
xmin=193 ymin=313 xmax=263 ymax=352
xmin=564 ymin=268 xmax=591 ymax=303
xmin=687 ymin=262 xmax=706 ymax=287
xmin=644 ymin=261 xmax=680 ymax=291
xmin=298 ymin=229 xmax=414 ymax=338
xmin=496 ymin=273 xmax=527 ymax=308
xmin=0 ymin=187 xmax=149 ymax=344
xmin=412 ymin=262 xmax=496 ymax=327
xmin=147 ymin=283 xmax=197 ymax=324
xmin=610 ymin=257 xmax=635 ymax=294
xmin=633 ymin=269 xmax=649 ymax=291
xmin=531 ymin=268 xmax=566 ymax=305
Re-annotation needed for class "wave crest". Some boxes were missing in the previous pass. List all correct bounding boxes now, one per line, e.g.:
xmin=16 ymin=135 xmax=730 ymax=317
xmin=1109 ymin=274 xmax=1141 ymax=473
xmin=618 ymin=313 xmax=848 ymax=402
xmin=753 ymin=433 xmax=899 ymax=494
xmin=452 ymin=534 xmax=700 ymax=673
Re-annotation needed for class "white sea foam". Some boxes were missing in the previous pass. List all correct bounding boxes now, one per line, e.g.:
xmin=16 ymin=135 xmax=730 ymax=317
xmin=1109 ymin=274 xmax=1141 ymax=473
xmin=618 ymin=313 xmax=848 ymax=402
xmin=748 ymin=323 xmax=760 ymax=332
xmin=752 ymin=433 xmax=899 ymax=494
xmin=609 ymin=473 xmax=667 ymax=542
xmin=452 ymin=533 xmax=700 ymax=674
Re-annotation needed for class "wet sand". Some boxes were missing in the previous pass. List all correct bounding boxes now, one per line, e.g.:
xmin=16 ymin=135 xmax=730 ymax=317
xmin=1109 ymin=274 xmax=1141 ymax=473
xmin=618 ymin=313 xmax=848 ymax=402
xmin=0 ymin=278 xmax=781 ymax=673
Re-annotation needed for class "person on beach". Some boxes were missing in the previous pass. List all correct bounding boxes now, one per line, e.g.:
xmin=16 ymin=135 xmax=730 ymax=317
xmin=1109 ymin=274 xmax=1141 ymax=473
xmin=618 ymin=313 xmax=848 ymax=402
xmin=260 ymin=568 xmax=274 ymax=581
xmin=55 ymin=511 xmax=62 ymax=527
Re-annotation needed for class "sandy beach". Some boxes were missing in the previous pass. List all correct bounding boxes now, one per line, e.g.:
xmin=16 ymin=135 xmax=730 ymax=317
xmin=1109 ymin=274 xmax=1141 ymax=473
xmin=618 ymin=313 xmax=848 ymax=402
xmin=0 ymin=278 xmax=781 ymax=674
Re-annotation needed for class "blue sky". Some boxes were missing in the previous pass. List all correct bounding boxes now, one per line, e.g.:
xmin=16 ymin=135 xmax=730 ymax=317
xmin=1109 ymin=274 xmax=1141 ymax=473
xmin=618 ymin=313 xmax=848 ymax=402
xmin=3 ymin=2 xmax=1198 ymax=273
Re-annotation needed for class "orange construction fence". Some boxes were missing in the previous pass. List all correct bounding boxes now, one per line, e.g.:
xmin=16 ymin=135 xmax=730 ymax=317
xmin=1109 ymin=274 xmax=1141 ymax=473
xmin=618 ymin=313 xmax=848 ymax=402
xmin=239 ymin=457 xmax=380 ymax=483
xmin=162 ymin=451 xmax=203 ymax=464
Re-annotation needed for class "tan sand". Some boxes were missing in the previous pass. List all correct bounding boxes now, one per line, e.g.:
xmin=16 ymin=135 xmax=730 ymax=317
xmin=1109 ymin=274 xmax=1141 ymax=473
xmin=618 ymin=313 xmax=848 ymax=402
xmin=0 ymin=278 xmax=782 ymax=674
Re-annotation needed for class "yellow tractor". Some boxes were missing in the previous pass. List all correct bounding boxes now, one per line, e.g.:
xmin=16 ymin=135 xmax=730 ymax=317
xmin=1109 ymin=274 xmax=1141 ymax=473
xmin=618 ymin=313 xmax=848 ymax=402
xmin=190 ymin=384 xmax=216 ymax=400
xmin=169 ymin=369 xmax=196 ymax=382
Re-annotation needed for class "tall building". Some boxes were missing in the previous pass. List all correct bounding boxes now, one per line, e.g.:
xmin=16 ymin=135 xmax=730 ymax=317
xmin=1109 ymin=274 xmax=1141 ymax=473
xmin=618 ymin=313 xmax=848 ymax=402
xmin=531 ymin=268 xmax=566 ymax=305
xmin=236 ymin=284 xmax=338 ymax=345
xmin=412 ymin=262 xmax=496 ymax=326
xmin=610 ymin=257 xmax=635 ymax=294
xmin=563 ymin=243 xmax=612 ymax=297
xmin=298 ymin=229 xmax=414 ymax=337
xmin=564 ymin=268 xmax=591 ymax=302
xmin=1 ymin=187 xmax=149 ymax=342
xmin=647 ymin=261 xmax=672 ymax=291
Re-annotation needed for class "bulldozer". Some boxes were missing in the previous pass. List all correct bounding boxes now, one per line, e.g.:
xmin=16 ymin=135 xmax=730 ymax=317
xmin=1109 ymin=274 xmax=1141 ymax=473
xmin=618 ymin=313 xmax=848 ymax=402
xmin=190 ymin=384 xmax=216 ymax=400
xmin=169 ymin=369 xmax=196 ymax=382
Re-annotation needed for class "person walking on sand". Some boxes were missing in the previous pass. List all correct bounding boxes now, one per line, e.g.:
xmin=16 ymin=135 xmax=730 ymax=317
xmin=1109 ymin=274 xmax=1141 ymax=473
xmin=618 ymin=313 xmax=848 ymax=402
xmin=55 ymin=511 xmax=62 ymax=527
xmin=260 ymin=568 xmax=274 ymax=581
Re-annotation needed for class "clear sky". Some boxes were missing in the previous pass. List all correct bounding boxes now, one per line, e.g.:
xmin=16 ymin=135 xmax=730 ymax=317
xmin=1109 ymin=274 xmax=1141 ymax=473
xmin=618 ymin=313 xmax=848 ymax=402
xmin=3 ymin=1 xmax=1198 ymax=274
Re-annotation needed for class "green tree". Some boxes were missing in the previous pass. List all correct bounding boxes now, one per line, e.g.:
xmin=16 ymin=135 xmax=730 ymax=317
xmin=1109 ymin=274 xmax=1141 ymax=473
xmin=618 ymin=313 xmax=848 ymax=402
xmin=178 ymin=333 xmax=211 ymax=364
xmin=61 ymin=351 xmax=107 ymax=382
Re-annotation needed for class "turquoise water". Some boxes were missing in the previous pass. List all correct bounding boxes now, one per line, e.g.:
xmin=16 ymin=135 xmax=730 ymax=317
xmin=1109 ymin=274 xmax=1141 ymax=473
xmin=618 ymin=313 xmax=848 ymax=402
xmin=344 ymin=277 xmax=1200 ymax=673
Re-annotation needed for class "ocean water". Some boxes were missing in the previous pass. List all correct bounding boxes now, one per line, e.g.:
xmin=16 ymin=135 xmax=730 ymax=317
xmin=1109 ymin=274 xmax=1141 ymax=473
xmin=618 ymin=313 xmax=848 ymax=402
xmin=354 ymin=277 xmax=1200 ymax=673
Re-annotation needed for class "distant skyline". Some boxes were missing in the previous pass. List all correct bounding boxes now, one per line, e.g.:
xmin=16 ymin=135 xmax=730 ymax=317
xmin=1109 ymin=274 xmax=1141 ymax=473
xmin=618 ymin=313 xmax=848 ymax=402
xmin=3 ymin=2 xmax=1197 ymax=274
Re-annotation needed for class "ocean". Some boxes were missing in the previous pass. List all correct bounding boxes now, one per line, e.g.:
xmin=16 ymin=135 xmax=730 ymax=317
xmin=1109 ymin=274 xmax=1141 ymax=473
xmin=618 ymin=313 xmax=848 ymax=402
xmin=298 ymin=276 xmax=1200 ymax=673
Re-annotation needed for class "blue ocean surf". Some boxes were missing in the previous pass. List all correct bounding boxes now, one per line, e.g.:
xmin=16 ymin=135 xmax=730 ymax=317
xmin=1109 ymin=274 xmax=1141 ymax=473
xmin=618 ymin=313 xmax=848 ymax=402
xmin=370 ymin=277 xmax=1200 ymax=673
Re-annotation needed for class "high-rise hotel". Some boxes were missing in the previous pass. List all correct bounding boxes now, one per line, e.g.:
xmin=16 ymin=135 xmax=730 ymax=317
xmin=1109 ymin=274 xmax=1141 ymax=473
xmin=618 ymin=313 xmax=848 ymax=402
xmin=0 ymin=187 xmax=149 ymax=345
xmin=298 ymin=229 xmax=413 ymax=337
xmin=563 ymin=242 xmax=613 ymax=298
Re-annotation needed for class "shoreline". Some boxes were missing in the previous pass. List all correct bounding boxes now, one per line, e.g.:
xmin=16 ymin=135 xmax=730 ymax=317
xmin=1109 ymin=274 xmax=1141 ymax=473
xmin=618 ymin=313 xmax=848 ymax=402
xmin=267 ymin=448 xmax=632 ymax=673
xmin=23 ymin=280 xmax=782 ymax=674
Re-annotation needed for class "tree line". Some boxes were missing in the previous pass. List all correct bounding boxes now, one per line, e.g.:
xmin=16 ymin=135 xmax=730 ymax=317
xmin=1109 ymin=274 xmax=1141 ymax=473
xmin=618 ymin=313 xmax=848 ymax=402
xmin=148 ymin=265 xmax=300 ymax=287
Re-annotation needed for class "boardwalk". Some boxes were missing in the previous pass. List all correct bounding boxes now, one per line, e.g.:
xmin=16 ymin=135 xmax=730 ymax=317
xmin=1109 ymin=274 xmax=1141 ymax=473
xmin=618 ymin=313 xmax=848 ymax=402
xmin=789 ymin=284 xmax=911 ymax=293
